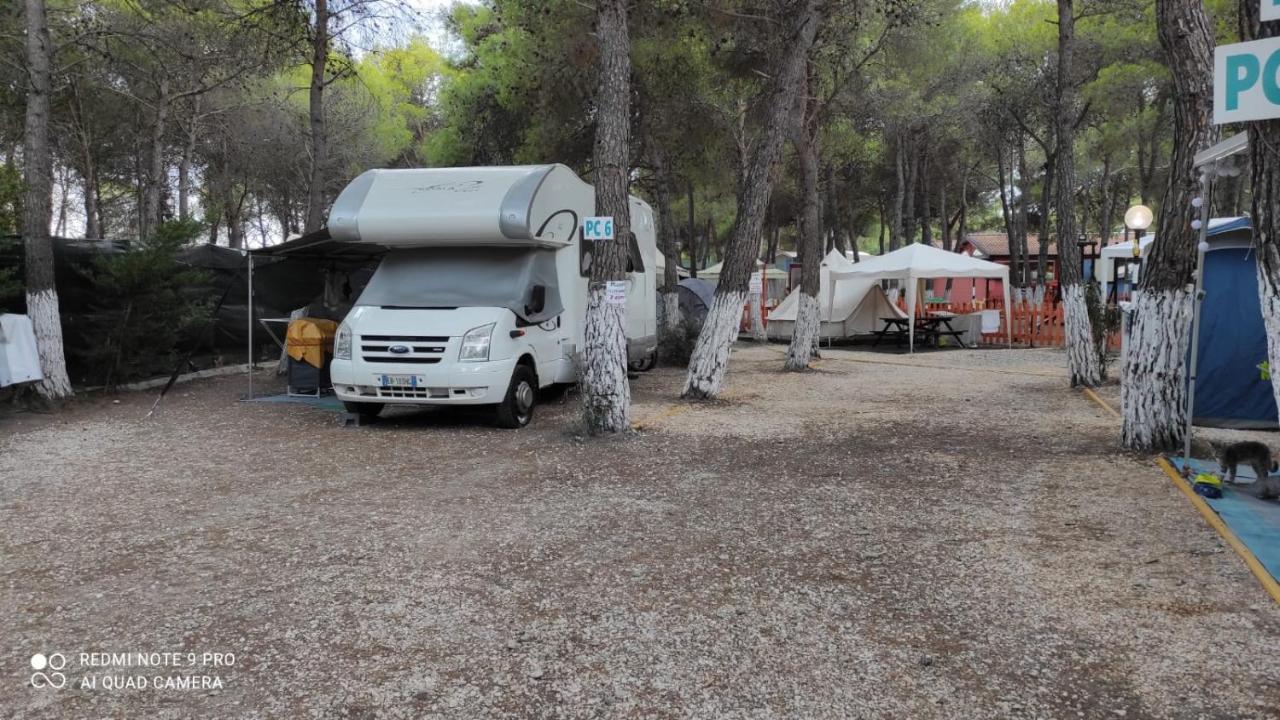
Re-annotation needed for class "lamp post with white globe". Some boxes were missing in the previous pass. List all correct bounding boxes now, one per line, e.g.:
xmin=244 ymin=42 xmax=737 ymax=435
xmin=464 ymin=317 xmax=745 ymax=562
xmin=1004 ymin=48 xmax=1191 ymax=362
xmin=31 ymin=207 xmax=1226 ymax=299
xmin=1124 ymin=204 xmax=1154 ymax=296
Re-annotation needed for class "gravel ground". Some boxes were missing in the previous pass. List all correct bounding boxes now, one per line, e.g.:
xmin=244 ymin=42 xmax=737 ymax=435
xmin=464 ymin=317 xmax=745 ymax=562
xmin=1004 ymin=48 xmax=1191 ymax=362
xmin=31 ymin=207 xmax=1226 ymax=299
xmin=2 ymin=343 xmax=1278 ymax=719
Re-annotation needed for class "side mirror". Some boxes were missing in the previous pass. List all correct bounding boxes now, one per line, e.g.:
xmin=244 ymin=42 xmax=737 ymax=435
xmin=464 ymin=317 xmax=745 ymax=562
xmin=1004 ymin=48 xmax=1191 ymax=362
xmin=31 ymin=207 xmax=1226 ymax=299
xmin=527 ymin=285 xmax=546 ymax=316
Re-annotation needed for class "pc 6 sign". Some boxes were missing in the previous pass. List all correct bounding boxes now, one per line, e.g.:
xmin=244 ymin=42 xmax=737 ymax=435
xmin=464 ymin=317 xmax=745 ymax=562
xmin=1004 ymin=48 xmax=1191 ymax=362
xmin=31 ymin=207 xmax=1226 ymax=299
xmin=583 ymin=217 xmax=615 ymax=241
xmin=1215 ymin=36 xmax=1280 ymax=124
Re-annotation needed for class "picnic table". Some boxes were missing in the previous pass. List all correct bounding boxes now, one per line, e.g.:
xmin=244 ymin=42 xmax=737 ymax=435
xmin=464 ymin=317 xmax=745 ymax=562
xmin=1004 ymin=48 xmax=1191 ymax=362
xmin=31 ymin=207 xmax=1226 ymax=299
xmin=872 ymin=312 xmax=970 ymax=349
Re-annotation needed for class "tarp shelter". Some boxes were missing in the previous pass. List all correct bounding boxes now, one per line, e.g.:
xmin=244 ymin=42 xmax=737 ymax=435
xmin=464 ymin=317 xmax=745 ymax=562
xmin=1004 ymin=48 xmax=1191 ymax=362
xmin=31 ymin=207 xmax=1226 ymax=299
xmin=767 ymin=249 xmax=905 ymax=340
xmin=677 ymin=278 xmax=715 ymax=330
xmin=829 ymin=244 xmax=1011 ymax=353
xmin=1189 ymin=217 xmax=1277 ymax=429
xmin=1098 ymin=236 xmax=1155 ymax=301
xmin=244 ymin=228 xmax=386 ymax=398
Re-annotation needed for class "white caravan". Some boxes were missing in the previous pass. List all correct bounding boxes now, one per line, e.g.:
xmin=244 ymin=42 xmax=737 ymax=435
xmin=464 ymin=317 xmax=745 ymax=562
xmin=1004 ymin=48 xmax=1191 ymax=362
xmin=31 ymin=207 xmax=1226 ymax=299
xmin=327 ymin=165 xmax=658 ymax=428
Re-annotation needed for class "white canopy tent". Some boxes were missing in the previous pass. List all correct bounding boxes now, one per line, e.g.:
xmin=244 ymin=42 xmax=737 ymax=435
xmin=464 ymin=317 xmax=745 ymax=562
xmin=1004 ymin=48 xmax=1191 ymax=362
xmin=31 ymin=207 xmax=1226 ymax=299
xmin=829 ymin=244 xmax=1012 ymax=353
xmin=1097 ymin=236 xmax=1154 ymax=300
xmin=767 ymin=249 xmax=906 ymax=340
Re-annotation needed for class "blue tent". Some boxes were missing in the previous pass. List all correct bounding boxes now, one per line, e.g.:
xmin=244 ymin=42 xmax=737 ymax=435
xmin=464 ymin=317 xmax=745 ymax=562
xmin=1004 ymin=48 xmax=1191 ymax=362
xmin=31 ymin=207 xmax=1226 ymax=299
xmin=1192 ymin=217 xmax=1278 ymax=429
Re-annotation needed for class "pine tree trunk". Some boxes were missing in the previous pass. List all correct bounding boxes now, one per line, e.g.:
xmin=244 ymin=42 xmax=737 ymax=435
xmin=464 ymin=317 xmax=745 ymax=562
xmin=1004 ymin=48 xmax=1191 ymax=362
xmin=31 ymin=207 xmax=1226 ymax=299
xmin=904 ymin=137 xmax=918 ymax=244
xmin=651 ymin=154 xmax=682 ymax=348
xmin=877 ymin=193 xmax=886 ymax=255
xmin=786 ymin=110 xmax=822 ymax=371
xmin=1121 ymin=0 xmax=1216 ymax=449
xmin=581 ymin=0 xmax=632 ymax=433
xmin=683 ymin=0 xmax=823 ymax=399
xmin=920 ymin=149 xmax=933 ymax=248
xmin=1055 ymin=0 xmax=1101 ymax=387
xmin=305 ymin=0 xmax=329 ymax=233
xmin=827 ymin=165 xmax=847 ymax=255
xmin=891 ymin=131 xmax=904 ymax=251
xmin=1242 ymin=1 xmax=1280 ymax=419
xmin=178 ymin=100 xmax=199 ymax=221
xmin=686 ymin=179 xmax=697 ymax=277
xmin=1016 ymin=138 xmax=1032 ymax=287
xmin=939 ymin=176 xmax=949 ymax=251
xmin=996 ymin=140 xmax=1018 ymax=280
xmin=21 ymin=0 xmax=73 ymax=401
xmin=749 ymin=292 xmax=767 ymax=342
xmin=83 ymin=163 xmax=100 ymax=239
xmin=1038 ymin=152 xmax=1055 ymax=287
xmin=142 ymin=77 xmax=170 ymax=240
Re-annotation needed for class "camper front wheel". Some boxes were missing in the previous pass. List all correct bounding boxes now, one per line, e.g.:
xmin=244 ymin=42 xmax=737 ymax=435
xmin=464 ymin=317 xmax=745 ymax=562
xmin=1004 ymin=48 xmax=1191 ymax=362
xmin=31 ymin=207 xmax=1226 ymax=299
xmin=629 ymin=348 xmax=657 ymax=372
xmin=495 ymin=365 xmax=537 ymax=429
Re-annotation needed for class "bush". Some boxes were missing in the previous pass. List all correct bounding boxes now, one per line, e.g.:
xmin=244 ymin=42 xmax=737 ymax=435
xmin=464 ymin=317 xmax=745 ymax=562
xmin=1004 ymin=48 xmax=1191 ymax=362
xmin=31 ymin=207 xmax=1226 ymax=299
xmin=1085 ymin=280 xmax=1120 ymax=376
xmin=0 ymin=164 xmax=22 ymax=312
xmin=70 ymin=220 xmax=212 ymax=389
xmin=660 ymin=318 xmax=702 ymax=367
xmin=0 ymin=237 xmax=20 ymax=313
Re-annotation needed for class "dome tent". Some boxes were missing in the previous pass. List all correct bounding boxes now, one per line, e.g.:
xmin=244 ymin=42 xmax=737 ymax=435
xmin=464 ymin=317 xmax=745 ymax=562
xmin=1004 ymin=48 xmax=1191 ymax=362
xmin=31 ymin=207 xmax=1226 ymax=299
xmin=1189 ymin=217 xmax=1277 ymax=429
xmin=677 ymin=277 xmax=715 ymax=331
xmin=767 ymin=249 xmax=906 ymax=340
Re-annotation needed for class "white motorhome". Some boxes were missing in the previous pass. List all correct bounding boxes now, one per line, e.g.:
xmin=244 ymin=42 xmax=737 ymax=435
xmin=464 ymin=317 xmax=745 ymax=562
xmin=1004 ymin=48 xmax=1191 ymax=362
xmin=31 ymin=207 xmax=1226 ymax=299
xmin=327 ymin=164 xmax=658 ymax=427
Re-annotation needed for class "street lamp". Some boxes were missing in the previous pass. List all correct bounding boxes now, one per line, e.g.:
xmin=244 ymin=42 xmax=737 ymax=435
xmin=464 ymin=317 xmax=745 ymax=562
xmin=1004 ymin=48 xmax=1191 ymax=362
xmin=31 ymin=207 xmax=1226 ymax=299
xmin=1124 ymin=204 xmax=1154 ymax=257
xmin=1122 ymin=204 xmax=1154 ymax=294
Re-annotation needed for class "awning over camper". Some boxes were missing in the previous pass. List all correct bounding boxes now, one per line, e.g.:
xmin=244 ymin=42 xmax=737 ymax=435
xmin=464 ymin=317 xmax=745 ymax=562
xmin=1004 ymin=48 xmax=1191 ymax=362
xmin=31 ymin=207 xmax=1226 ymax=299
xmin=830 ymin=244 xmax=1011 ymax=352
xmin=250 ymin=226 xmax=388 ymax=266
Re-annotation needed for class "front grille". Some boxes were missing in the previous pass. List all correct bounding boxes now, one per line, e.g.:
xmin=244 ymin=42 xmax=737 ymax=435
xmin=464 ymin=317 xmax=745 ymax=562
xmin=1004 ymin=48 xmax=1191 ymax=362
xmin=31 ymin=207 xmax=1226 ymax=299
xmin=376 ymin=386 xmax=450 ymax=399
xmin=359 ymin=334 xmax=451 ymax=364
xmin=362 ymin=334 xmax=449 ymax=342
xmin=364 ymin=357 xmax=440 ymax=364
xmin=362 ymin=345 xmax=446 ymax=353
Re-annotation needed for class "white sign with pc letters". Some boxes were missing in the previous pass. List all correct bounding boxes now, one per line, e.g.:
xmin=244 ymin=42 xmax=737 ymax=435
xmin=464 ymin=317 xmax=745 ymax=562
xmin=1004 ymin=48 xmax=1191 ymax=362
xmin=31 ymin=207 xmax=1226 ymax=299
xmin=1214 ymin=36 xmax=1280 ymax=124
xmin=583 ymin=216 xmax=615 ymax=241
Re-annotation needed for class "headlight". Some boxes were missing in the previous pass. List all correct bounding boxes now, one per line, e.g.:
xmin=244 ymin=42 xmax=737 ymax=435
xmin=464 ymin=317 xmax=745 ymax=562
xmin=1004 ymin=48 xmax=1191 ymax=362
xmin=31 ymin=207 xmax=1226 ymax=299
xmin=459 ymin=323 xmax=495 ymax=362
xmin=334 ymin=323 xmax=352 ymax=360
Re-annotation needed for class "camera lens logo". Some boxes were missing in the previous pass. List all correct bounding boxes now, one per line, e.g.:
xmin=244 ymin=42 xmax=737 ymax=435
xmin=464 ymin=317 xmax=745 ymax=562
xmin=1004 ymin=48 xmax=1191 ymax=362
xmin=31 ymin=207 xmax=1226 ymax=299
xmin=30 ymin=653 xmax=67 ymax=690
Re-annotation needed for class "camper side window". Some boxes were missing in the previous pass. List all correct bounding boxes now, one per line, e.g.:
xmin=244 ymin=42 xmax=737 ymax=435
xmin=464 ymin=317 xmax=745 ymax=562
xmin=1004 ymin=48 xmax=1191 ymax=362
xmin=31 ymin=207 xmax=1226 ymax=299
xmin=626 ymin=232 xmax=645 ymax=274
xmin=579 ymin=233 xmax=644 ymax=276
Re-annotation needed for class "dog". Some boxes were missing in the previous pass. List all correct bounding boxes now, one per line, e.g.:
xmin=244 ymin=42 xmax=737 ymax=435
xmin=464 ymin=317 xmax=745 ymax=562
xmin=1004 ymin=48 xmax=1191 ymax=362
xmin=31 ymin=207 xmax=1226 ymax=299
xmin=1217 ymin=441 xmax=1279 ymax=500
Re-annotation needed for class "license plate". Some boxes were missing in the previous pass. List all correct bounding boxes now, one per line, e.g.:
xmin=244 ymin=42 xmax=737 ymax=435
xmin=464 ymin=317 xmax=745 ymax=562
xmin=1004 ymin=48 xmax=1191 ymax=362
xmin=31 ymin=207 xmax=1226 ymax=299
xmin=379 ymin=374 xmax=419 ymax=388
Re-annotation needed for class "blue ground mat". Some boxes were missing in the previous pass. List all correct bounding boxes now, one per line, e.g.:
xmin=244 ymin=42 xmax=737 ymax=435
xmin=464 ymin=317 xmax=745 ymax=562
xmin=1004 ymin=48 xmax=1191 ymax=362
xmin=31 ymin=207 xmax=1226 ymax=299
xmin=1170 ymin=456 xmax=1280 ymax=582
xmin=243 ymin=393 xmax=344 ymax=411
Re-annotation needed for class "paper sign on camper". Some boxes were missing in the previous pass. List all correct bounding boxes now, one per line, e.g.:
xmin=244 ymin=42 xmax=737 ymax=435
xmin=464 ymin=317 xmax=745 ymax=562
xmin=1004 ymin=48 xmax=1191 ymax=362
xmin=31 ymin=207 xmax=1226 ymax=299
xmin=605 ymin=281 xmax=627 ymax=305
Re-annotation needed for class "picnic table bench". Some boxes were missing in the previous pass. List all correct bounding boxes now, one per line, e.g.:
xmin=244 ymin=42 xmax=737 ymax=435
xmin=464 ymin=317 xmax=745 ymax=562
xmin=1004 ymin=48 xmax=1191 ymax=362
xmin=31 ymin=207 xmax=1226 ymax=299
xmin=872 ymin=312 xmax=970 ymax=349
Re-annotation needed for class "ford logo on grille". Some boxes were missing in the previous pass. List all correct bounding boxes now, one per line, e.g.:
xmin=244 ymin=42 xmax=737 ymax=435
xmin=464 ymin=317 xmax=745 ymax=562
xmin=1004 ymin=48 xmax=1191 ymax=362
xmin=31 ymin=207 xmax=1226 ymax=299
xmin=388 ymin=344 xmax=411 ymax=354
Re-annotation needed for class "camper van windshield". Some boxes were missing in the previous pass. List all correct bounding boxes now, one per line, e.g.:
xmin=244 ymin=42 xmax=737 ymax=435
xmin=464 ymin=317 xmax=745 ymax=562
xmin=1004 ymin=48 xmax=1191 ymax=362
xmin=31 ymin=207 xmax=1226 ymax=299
xmin=357 ymin=247 xmax=564 ymax=324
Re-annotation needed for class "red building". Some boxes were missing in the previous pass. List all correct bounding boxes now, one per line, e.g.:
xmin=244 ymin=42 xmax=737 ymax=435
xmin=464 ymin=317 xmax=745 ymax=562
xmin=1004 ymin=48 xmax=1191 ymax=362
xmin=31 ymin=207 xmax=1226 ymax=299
xmin=929 ymin=233 xmax=1059 ymax=305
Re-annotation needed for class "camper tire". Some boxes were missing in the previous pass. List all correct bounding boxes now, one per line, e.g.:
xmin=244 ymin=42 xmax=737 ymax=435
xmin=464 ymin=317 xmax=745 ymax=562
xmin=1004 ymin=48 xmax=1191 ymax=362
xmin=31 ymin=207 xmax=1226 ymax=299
xmin=342 ymin=401 xmax=384 ymax=420
xmin=495 ymin=365 xmax=537 ymax=429
xmin=629 ymin=349 xmax=657 ymax=372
